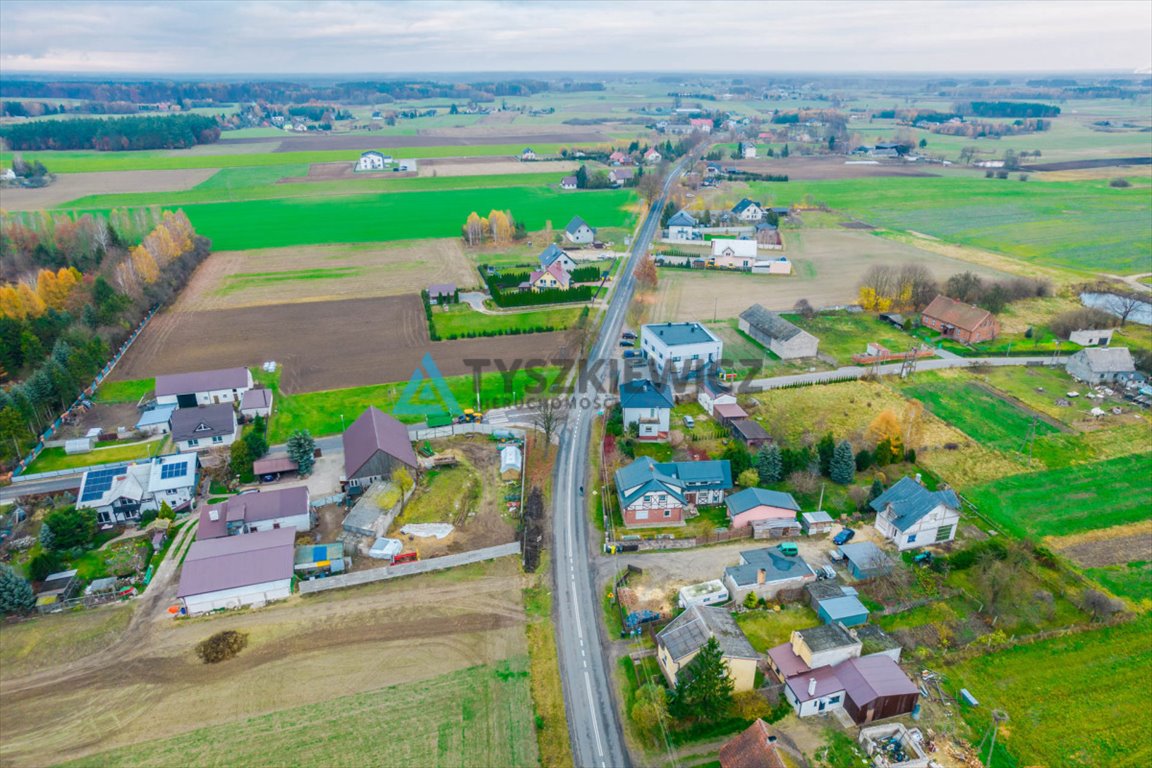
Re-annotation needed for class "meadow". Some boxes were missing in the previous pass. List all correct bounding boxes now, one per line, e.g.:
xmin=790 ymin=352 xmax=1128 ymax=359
xmin=962 ymin=452 xmax=1152 ymax=537
xmin=946 ymin=617 xmax=1152 ymax=768
xmin=60 ymin=660 xmax=539 ymax=768
xmin=88 ymin=186 xmax=637 ymax=250
xmin=748 ymin=175 xmax=1152 ymax=274
xmin=789 ymin=311 xmax=924 ymax=363
xmin=432 ymin=304 xmax=586 ymax=338
xmin=93 ymin=377 xmax=155 ymax=404
xmin=0 ymin=142 xmax=569 ymax=173
xmin=902 ymin=378 xmax=1061 ymax=451
xmin=25 ymin=440 xmax=162 ymax=473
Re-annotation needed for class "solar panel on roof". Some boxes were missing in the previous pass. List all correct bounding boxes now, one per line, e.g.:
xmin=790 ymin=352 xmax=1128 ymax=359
xmin=160 ymin=461 xmax=188 ymax=480
xmin=79 ymin=466 xmax=127 ymax=502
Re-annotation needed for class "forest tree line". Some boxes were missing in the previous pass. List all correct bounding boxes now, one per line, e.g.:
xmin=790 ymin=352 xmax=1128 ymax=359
xmin=1 ymin=114 xmax=221 ymax=151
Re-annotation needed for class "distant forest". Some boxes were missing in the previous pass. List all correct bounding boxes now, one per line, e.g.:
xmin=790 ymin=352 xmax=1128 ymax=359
xmin=1 ymin=114 xmax=221 ymax=151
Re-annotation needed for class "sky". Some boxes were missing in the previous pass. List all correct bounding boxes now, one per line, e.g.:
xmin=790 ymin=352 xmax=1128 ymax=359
xmin=1 ymin=0 xmax=1150 ymax=76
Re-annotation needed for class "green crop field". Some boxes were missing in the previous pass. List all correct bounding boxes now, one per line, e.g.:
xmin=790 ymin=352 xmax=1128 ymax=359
xmin=0 ymin=143 xmax=570 ymax=173
xmin=267 ymin=367 xmax=561 ymax=442
xmin=75 ymin=186 xmax=636 ymax=251
xmin=750 ymin=175 xmax=1152 ymax=274
xmin=963 ymin=452 xmax=1152 ymax=538
xmin=431 ymin=304 xmax=586 ymax=338
xmin=946 ymin=617 xmax=1152 ymax=768
xmin=60 ymin=659 xmax=539 ymax=768
xmin=1085 ymin=562 xmax=1152 ymax=607
xmin=902 ymin=379 xmax=1061 ymax=450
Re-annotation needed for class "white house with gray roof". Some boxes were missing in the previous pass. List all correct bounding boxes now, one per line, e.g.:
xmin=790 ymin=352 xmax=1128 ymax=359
xmin=739 ymin=304 xmax=819 ymax=359
xmin=154 ymin=367 xmax=252 ymax=408
xmin=563 ymin=216 xmax=596 ymax=245
xmin=619 ymin=379 xmax=674 ymax=441
xmin=869 ymin=477 xmax=960 ymax=550
xmin=640 ymin=322 xmax=723 ymax=377
xmin=666 ymin=210 xmax=699 ymax=241
xmin=538 ymin=243 xmax=577 ymax=273
xmin=1065 ymin=347 xmax=1137 ymax=385
xmin=170 ymin=404 xmax=238 ymax=453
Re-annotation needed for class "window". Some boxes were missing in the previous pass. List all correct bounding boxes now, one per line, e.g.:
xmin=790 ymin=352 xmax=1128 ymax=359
xmin=829 ymin=695 xmax=841 ymax=704
xmin=935 ymin=525 xmax=954 ymax=542
xmin=907 ymin=534 xmax=917 ymax=543
xmin=212 ymin=436 xmax=224 ymax=444
xmin=636 ymin=510 xmax=649 ymax=520
xmin=187 ymin=439 xmax=199 ymax=447
xmin=664 ymin=510 xmax=671 ymax=518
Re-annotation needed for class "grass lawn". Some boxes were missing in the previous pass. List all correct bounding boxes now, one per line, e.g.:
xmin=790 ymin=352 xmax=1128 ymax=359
xmin=24 ymin=440 xmax=162 ymax=473
xmin=60 ymin=659 xmax=539 ymax=768
xmin=790 ymin=311 xmax=922 ymax=364
xmin=431 ymin=304 xmax=586 ymax=338
xmin=902 ymin=378 xmax=1061 ymax=451
xmin=1084 ymin=562 xmax=1152 ymax=608
xmin=0 ymin=604 xmax=133 ymax=682
xmin=945 ymin=616 xmax=1152 ymax=768
xmin=975 ymin=366 xmax=1086 ymax=424
xmin=82 ymin=186 xmax=637 ymax=251
xmin=94 ymin=377 xmax=154 ymax=404
xmin=962 ymin=452 xmax=1152 ymax=538
xmin=1 ymin=143 xmax=571 ymax=173
xmin=267 ymin=367 xmax=561 ymax=442
xmin=735 ymin=605 xmax=820 ymax=651
xmin=393 ymin=464 xmax=480 ymax=527
xmin=750 ymin=175 xmax=1152 ymax=274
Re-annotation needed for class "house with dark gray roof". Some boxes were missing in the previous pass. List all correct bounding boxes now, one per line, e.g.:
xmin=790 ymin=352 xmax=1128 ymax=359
xmin=538 ymin=243 xmax=577 ymax=272
xmin=641 ymin=322 xmax=723 ymax=377
xmin=869 ymin=476 xmax=960 ymax=550
xmin=656 ymin=604 xmax=759 ymax=692
xmin=667 ymin=210 xmax=699 ymax=241
xmin=560 ymin=175 xmax=578 ymax=190
xmin=731 ymin=198 xmax=765 ymax=221
xmin=155 ymin=367 xmax=252 ymax=408
xmin=619 ymin=379 xmax=674 ymax=442
xmin=614 ymin=456 xmax=732 ymax=527
xmin=739 ymin=304 xmax=819 ymax=359
xmin=1066 ymin=346 xmax=1137 ymax=384
xmin=197 ymin=486 xmax=312 ymax=541
xmin=563 ymin=215 xmax=596 ymax=244
xmin=343 ymin=407 xmax=419 ymax=488
xmin=177 ymin=528 xmax=295 ymax=615
xmin=723 ymin=546 xmax=817 ymax=602
xmin=170 ymin=404 xmax=238 ymax=453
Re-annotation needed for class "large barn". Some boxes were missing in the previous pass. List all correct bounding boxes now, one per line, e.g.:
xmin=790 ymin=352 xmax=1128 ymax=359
xmin=342 ymin=407 xmax=420 ymax=488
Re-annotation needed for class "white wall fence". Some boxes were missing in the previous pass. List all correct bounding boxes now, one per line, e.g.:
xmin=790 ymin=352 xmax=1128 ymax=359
xmin=408 ymin=423 xmax=526 ymax=442
xmin=298 ymin=542 xmax=521 ymax=594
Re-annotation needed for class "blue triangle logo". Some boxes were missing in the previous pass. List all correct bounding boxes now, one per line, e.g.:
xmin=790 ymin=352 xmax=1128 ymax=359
xmin=393 ymin=353 xmax=461 ymax=418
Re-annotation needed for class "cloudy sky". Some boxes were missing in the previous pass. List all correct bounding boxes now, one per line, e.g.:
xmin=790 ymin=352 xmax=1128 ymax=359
xmin=2 ymin=0 xmax=1150 ymax=76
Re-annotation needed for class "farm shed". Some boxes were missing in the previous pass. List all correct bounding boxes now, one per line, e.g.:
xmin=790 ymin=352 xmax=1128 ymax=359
xmin=678 ymin=579 xmax=730 ymax=608
xmin=752 ymin=518 xmax=802 ymax=539
xmin=801 ymin=511 xmax=835 ymax=535
xmin=239 ymin=388 xmax=274 ymax=419
xmin=177 ymin=528 xmax=295 ymax=615
xmin=135 ymin=403 xmax=177 ymax=435
xmin=837 ymin=654 xmax=920 ymax=725
xmin=730 ymin=418 xmax=771 ymax=449
xmin=656 ymin=604 xmax=758 ymax=692
xmin=839 ymin=542 xmax=895 ymax=580
xmin=342 ymin=406 xmax=419 ymax=488
xmin=253 ymin=454 xmax=298 ymax=478
xmin=817 ymin=595 xmax=870 ymax=627
xmin=294 ymin=542 xmax=345 ymax=577
xmin=35 ymin=569 xmax=79 ymax=609
xmin=1068 ymin=329 xmax=1114 ymax=347
xmin=500 ymin=445 xmax=523 ymax=479
xmin=738 ymin=304 xmax=819 ymax=359
xmin=342 ymin=481 xmax=396 ymax=537
xmin=718 ymin=719 xmax=787 ymax=768
xmin=154 ymin=367 xmax=253 ymax=408
xmin=713 ymin=402 xmax=749 ymax=427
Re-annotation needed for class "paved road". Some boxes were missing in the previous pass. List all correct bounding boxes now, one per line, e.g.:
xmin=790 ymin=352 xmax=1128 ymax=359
xmin=747 ymin=355 xmax=1068 ymax=391
xmin=553 ymin=156 xmax=693 ymax=768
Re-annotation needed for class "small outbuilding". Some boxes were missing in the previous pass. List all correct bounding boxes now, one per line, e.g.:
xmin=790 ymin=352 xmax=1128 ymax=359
xmin=294 ymin=541 xmax=345 ymax=577
xmin=500 ymin=445 xmax=523 ymax=479
xmin=817 ymin=595 xmax=870 ymax=627
xmin=838 ymin=542 xmax=895 ymax=580
xmin=135 ymin=403 xmax=177 ymax=435
xmin=730 ymin=418 xmax=771 ymax=449
xmin=678 ymin=579 xmax=730 ymax=608
xmin=240 ymin=388 xmax=273 ymax=419
xmin=801 ymin=511 xmax=835 ymax=535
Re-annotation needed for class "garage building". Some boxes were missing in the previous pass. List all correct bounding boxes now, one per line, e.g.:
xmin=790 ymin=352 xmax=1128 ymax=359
xmin=177 ymin=528 xmax=295 ymax=615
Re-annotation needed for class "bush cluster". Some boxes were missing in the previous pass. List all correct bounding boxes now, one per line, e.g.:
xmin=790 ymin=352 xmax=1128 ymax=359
xmin=196 ymin=630 xmax=249 ymax=664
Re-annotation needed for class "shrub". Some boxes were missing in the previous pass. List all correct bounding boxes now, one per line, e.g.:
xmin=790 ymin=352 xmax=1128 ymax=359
xmin=196 ymin=630 xmax=249 ymax=663
xmin=0 ymin=564 xmax=36 ymax=615
xmin=27 ymin=550 xmax=63 ymax=581
xmin=1109 ymin=177 xmax=1131 ymax=188
xmin=737 ymin=468 xmax=759 ymax=487
xmin=42 ymin=507 xmax=96 ymax=550
xmin=788 ymin=470 xmax=819 ymax=495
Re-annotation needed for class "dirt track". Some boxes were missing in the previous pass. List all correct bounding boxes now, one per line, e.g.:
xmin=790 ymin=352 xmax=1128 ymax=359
xmin=0 ymin=559 xmax=526 ymax=766
xmin=112 ymin=294 xmax=580 ymax=393
xmin=0 ymin=168 xmax=216 ymax=210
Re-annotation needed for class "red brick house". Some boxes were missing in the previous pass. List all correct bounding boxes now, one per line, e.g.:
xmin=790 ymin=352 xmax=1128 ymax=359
xmin=920 ymin=295 xmax=999 ymax=344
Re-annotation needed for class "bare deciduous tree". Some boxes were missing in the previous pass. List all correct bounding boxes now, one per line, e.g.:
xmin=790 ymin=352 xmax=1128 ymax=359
xmin=532 ymin=396 xmax=565 ymax=446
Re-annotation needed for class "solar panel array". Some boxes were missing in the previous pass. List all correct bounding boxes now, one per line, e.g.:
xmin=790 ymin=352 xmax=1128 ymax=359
xmin=80 ymin=466 xmax=128 ymax=503
xmin=160 ymin=460 xmax=189 ymax=480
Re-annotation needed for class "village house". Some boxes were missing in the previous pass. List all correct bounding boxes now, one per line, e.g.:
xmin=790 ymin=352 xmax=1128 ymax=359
xmin=76 ymin=453 xmax=198 ymax=524
xmin=239 ymin=388 xmax=273 ymax=419
xmin=781 ymin=652 xmax=918 ymax=723
xmin=342 ymin=406 xmax=420 ymax=488
xmin=697 ymin=376 xmax=737 ymax=416
xmin=717 ymin=719 xmax=787 ymax=768
xmin=538 ymin=243 xmax=578 ymax=272
xmin=427 ymin=283 xmax=457 ymax=305
xmin=619 ymin=378 xmax=674 ymax=442
xmin=740 ymin=141 xmax=758 ymax=159
xmin=560 ymin=175 xmax=578 ymax=190
xmin=154 ymin=367 xmax=253 ymax=408
xmin=354 ymin=150 xmax=390 ymax=171
xmin=739 ymin=304 xmax=819 ymax=359
xmin=725 ymin=488 xmax=800 ymax=530
xmin=666 ymin=210 xmax=699 ymax=241
xmin=751 ymin=256 xmax=793 ymax=275
xmin=920 ymin=295 xmax=999 ymax=344
xmin=170 ymin=404 xmax=238 ymax=453
xmin=767 ymin=623 xmax=862 ymax=682
xmin=608 ymin=167 xmax=635 ymax=186
xmin=525 ymin=261 xmax=571 ymax=291
xmin=614 ymin=457 xmax=732 ymax=527
xmin=723 ymin=546 xmax=817 ymax=602
xmin=1066 ymin=347 xmax=1137 ymax=384
xmin=1068 ymin=328 xmax=1114 ymax=347
xmin=520 ymin=147 xmax=536 ymax=161
xmin=563 ymin=215 xmax=596 ymax=245
xmin=689 ymin=117 xmax=713 ymax=133
xmin=709 ymin=239 xmax=759 ymax=270
xmin=644 ymin=147 xmax=663 ymax=163
xmin=755 ymin=221 xmax=783 ymax=249
xmin=656 ymin=604 xmax=758 ymax=692
xmin=177 ymin=528 xmax=296 ymax=615
xmin=608 ymin=150 xmax=630 ymax=165
xmin=641 ymin=322 xmax=723 ymax=377
xmin=196 ymin=486 xmax=312 ymax=540
xmin=732 ymin=198 xmax=765 ymax=221
xmin=870 ymin=477 xmax=960 ymax=550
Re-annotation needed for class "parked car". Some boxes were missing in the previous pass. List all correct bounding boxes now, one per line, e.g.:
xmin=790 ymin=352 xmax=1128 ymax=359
xmin=777 ymin=542 xmax=799 ymax=556
xmin=623 ymin=350 xmax=639 ymax=358
xmin=621 ymin=330 xmax=637 ymax=340
xmin=682 ymin=415 xmax=695 ymax=429
xmin=832 ymin=528 xmax=856 ymax=546
xmin=619 ymin=340 xmax=635 ymax=347
xmin=828 ymin=549 xmax=845 ymax=562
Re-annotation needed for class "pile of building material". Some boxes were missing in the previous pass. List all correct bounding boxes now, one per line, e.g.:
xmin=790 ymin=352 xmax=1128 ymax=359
xmin=400 ymin=523 xmax=454 ymax=539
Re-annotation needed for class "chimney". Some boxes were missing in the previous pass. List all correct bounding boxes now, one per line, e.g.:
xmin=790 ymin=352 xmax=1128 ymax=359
xmin=808 ymin=677 xmax=817 ymax=697
xmin=208 ymin=509 xmax=219 ymax=522
xmin=757 ymin=568 xmax=767 ymax=585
